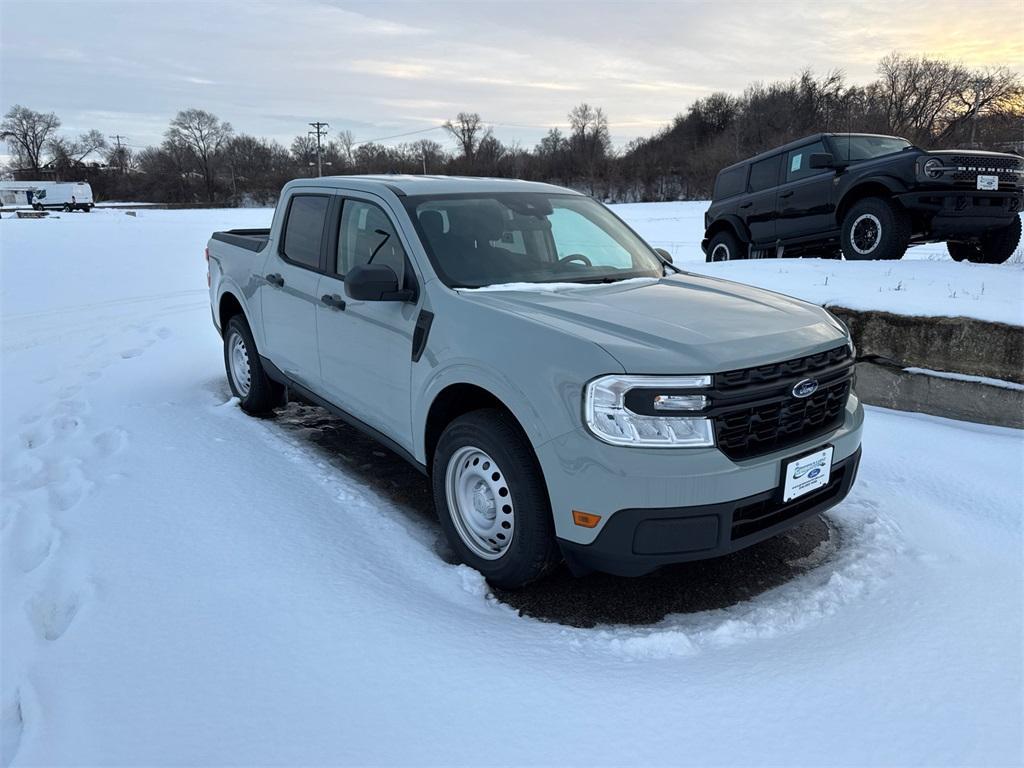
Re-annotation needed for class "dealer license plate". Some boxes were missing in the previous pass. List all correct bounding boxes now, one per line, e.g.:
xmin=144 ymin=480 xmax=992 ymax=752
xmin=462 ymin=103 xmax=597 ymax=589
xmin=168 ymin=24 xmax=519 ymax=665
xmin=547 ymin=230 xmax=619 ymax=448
xmin=977 ymin=174 xmax=999 ymax=191
xmin=783 ymin=446 xmax=834 ymax=502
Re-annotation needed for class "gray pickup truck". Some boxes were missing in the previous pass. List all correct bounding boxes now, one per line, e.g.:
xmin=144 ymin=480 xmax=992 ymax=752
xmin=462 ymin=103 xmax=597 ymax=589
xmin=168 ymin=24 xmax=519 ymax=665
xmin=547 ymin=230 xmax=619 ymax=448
xmin=207 ymin=176 xmax=863 ymax=588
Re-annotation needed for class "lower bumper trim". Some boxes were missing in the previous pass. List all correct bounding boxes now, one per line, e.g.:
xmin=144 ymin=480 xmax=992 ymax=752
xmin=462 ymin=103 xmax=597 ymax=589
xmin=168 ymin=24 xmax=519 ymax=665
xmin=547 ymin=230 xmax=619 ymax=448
xmin=559 ymin=447 xmax=861 ymax=577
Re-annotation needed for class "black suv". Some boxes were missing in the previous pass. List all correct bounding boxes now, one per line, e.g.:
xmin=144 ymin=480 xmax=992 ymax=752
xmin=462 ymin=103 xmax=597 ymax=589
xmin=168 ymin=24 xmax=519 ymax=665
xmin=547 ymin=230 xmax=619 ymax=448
xmin=702 ymin=133 xmax=1023 ymax=264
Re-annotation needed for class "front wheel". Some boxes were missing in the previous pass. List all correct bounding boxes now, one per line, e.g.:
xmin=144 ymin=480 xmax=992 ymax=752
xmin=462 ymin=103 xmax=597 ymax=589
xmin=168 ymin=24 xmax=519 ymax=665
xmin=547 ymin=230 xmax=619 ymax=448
xmin=432 ymin=409 xmax=560 ymax=589
xmin=948 ymin=217 xmax=1021 ymax=265
xmin=223 ymin=315 xmax=284 ymax=414
xmin=840 ymin=198 xmax=910 ymax=261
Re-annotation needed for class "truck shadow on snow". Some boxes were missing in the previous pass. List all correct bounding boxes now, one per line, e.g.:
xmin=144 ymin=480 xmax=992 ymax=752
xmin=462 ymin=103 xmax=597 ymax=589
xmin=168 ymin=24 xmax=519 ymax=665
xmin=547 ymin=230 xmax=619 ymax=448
xmin=273 ymin=401 xmax=838 ymax=629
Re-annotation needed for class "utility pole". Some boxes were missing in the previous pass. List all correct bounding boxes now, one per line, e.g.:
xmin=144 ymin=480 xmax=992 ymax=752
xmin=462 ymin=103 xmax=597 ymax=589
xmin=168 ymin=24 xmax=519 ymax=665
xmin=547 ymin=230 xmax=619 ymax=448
xmin=308 ymin=121 xmax=329 ymax=177
xmin=109 ymin=134 xmax=128 ymax=173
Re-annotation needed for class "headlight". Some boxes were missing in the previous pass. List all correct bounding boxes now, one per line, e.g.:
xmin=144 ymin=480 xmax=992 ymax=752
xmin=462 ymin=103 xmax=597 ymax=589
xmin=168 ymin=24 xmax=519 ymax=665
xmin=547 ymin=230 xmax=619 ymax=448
xmin=923 ymin=158 xmax=944 ymax=179
xmin=583 ymin=375 xmax=715 ymax=448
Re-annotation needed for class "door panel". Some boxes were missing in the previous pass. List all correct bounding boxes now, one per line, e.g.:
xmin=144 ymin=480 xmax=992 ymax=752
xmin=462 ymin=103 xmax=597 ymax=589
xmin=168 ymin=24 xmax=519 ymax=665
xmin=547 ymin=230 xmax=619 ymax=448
xmin=744 ymin=154 xmax=782 ymax=244
xmin=777 ymin=142 xmax=836 ymax=240
xmin=315 ymin=193 xmax=419 ymax=451
xmin=259 ymin=193 xmax=331 ymax=386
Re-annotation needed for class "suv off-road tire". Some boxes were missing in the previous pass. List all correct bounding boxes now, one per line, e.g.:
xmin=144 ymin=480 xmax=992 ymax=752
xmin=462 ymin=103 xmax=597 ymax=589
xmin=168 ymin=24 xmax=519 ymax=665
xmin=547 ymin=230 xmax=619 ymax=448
xmin=224 ymin=314 xmax=284 ymax=414
xmin=706 ymin=229 xmax=745 ymax=262
xmin=432 ymin=409 xmax=561 ymax=590
xmin=947 ymin=216 xmax=1021 ymax=265
xmin=840 ymin=198 xmax=910 ymax=261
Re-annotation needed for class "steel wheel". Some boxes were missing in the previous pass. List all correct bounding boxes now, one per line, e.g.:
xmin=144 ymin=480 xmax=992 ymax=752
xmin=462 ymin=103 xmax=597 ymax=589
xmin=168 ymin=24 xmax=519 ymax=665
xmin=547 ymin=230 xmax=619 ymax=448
xmin=444 ymin=445 xmax=515 ymax=560
xmin=850 ymin=213 xmax=882 ymax=256
xmin=227 ymin=330 xmax=252 ymax=397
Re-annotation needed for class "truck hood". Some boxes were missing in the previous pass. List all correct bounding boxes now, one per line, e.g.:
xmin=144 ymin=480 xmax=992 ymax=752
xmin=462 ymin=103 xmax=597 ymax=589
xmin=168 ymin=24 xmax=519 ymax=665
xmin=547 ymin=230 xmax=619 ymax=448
xmin=459 ymin=273 xmax=847 ymax=374
xmin=928 ymin=149 xmax=1022 ymax=161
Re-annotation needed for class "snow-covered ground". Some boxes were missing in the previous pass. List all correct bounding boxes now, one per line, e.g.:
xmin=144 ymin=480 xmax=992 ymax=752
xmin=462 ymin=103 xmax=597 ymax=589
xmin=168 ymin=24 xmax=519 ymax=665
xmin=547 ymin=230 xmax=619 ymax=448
xmin=1 ymin=208 xmax=1022 ymax=766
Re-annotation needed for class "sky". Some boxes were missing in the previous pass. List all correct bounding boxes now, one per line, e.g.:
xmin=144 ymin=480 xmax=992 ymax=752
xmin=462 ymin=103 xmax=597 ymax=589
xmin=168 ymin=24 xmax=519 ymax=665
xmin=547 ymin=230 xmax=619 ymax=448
xmin=2 ymin=0 xmax=1022 ymax=158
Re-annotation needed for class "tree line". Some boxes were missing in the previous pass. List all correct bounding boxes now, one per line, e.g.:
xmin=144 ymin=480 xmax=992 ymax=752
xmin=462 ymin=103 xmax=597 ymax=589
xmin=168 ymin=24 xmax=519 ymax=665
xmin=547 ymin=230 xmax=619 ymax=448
xmin=3 ymin=53 xmax=1021 ymax=205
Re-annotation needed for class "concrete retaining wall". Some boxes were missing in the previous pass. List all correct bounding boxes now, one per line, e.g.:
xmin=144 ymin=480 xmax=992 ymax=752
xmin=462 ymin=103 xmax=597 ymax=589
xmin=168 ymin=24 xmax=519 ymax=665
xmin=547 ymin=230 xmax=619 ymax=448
xmin=828 ymin=307 xmax=1023 ymax=428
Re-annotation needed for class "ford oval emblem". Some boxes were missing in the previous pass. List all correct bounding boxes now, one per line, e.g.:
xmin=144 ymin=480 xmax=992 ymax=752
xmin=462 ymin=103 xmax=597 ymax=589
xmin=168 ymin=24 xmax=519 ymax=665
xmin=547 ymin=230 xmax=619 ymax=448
xmin=792 ymin=378 xmax=819 ymax=398
xmin=808 ymin=468 xmax=821 ymax=479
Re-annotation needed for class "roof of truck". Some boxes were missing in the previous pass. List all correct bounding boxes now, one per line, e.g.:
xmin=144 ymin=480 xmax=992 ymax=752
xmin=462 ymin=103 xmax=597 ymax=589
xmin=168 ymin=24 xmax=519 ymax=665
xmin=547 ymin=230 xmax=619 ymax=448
xmin=284 ymin=174 xmax=582 ymax=197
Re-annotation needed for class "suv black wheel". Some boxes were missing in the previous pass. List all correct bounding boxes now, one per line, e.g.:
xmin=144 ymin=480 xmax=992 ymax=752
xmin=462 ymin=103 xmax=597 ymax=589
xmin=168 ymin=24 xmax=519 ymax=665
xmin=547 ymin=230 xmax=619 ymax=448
xmin=947 ymin=217 xmax=1021 ymax=265
xmin=432 ymin=409 xmax=560 ymax=590
xmin=706 ymin=229 xmax=744 ymax=262
xmin=840 ymin=198 xmax=910 ymax=261
xmin=223 ymin=314 xmax=284 ymax=414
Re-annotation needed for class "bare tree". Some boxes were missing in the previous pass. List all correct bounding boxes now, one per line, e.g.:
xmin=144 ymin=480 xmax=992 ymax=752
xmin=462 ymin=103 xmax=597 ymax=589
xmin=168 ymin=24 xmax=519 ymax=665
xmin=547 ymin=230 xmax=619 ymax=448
xmin=1 ymin=105 xmax=61 ymax=172
xmin=166 ymin=109 xmax=233 ymax=201
xmin=336 ymin=129 xmax=356 ymax=170
xmin=48 ymin=129 xmax=108 ymax=176
xmin=443 ymin=112 xmax=486 ymax=168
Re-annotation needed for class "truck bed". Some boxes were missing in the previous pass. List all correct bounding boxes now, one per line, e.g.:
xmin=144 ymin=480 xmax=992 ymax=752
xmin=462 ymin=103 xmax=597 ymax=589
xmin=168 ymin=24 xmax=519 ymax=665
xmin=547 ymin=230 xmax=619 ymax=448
xmin=211 ymin=228 xmax=270 ymax=252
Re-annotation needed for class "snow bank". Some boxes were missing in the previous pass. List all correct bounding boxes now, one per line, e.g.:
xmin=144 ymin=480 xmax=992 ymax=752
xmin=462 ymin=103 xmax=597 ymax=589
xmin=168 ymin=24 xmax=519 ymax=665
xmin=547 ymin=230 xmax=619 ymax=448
xmin=1 ymin=208 xmax=1022 ymax=766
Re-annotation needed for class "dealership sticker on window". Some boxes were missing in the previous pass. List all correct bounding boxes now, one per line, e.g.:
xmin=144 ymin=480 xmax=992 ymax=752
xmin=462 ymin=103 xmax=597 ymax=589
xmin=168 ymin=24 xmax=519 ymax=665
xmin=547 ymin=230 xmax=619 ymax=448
xmin=783 ymin=445 xmax=834 ymax=502
xmin=790 ymin=155 xmax=803 ymax=172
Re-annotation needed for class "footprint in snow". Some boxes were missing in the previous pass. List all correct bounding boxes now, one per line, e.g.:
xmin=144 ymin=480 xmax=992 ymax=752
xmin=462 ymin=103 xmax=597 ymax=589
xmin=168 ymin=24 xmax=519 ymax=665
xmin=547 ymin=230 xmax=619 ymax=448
xmin=4 ymin=507 xmax=59 ymax=574
xmin=25 ymin=580 xmax=90 ymax=641
xmin=92 ymin=428 xmax=128 ymax=457
xmin=156 ymin=327 xmax=172 ymax=339
xmin=119 ymin=348 xmax=143 ymax=359
xmin=1 ymin=688 xmax=27 ymax=768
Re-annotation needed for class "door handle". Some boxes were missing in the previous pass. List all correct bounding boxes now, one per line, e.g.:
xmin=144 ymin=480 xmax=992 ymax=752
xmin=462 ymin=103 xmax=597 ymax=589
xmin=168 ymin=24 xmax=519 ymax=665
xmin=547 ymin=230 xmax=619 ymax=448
xmin=265 ymin=273 xmax=284 ymax=287
xmin=779 ymin=190 xmax=794 ymax=199
xmin=739 ymin=202 xmax=753 ymax=209
xmin=321 ymin=293 xmax=346 ymax=311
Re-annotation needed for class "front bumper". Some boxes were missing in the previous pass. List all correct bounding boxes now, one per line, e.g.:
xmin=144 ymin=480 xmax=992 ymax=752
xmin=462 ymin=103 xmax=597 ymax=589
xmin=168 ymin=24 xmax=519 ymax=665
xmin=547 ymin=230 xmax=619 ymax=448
xmin=536 ymin=392 xmax=863 ymax=576
xmin=897 ymin=188 xmax=1022 ymax=232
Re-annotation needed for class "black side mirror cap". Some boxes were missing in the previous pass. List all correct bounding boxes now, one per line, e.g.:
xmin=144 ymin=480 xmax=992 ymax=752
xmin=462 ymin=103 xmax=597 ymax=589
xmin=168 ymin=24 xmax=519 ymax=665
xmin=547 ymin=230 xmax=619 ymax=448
xmin=344 ymin=264 xmax=414 ymax=302
xmin=654 ymin=247 xmax=673 ymax=264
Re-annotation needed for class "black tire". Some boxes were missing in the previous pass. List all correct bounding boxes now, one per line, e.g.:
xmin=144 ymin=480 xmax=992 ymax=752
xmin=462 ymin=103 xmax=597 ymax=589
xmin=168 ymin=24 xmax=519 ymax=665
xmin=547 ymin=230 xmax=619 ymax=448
xmin=223 ymin=314 xmax=284 ymax=414
xmin=840 ymin=198 xmax=910 ymax=261
xmin=432 ymin=409 xmax=560 ymax=589
xmin=947 ymin=241 xmax=973 ymax=262
xmin=948 ymin=217 xmax=1021 ymax=265
xmin=62 ymin=203 xmax=71 ymax=213
xmin=706 ymin=229 xmax=745 ymax=262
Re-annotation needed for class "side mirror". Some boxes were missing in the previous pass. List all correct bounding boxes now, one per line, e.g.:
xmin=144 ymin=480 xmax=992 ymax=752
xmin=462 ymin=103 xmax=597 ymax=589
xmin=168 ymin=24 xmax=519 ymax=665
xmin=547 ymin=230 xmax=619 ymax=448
xmin=344 ymin=264 xmax=414 ymax=302
xmin=810 ymin=153 xmax=846 ymax=170
xmin=654 ymin=247 xmax=673 ymax=264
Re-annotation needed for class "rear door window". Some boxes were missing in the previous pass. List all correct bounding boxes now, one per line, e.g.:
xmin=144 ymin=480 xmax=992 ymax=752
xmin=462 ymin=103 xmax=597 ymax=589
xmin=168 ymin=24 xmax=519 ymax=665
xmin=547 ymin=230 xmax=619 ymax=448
xmin=748 ymin=155 xmax=782 ymax=193
xmin=785 ymin=141 xmax=827 ymax=181
xmin=281 ymin=194 xmax=329 ymax=269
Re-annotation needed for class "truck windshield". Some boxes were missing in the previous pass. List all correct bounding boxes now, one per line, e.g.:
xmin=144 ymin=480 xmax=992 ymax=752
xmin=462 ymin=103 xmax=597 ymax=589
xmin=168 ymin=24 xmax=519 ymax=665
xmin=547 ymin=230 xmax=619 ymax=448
xmin=831 ymin=135 xmax=912 ymax=162
xmin=404 ymin=193 xmax=665 ymax=288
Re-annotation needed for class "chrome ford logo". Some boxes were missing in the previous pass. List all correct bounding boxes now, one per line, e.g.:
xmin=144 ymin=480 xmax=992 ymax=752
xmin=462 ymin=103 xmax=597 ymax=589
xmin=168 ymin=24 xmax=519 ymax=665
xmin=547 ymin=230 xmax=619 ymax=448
xmin=792 ymin=378 xmax=819 ymax=398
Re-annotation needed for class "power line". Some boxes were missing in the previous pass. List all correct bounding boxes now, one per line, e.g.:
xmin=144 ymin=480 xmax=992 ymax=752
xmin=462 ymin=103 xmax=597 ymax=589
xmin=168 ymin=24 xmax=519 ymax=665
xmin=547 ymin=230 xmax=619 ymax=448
xmin=351 ymin=124 xmax=446 ymax=147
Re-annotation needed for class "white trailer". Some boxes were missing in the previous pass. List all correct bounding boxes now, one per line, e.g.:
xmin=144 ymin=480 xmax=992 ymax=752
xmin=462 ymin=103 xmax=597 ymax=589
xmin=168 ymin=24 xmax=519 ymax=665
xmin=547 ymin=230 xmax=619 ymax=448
xmin=0 ymin=181 xmax=94 ymax=211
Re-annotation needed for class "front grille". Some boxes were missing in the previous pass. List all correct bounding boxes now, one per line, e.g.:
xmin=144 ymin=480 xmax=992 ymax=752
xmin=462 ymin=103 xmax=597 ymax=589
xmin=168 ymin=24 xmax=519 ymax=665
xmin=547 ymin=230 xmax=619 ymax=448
xmin=947 ymin=155 xmax=1022 ymax=186
xmin=709 ymin=345 xmax=853 ymax=461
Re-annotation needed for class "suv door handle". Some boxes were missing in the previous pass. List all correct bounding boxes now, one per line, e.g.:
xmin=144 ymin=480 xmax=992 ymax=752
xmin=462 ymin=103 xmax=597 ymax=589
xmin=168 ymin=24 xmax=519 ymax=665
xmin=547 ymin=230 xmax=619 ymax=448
xmin=265 ymin=273 xmax=285 ymax=287
xmin=779 ymin=190 xmax=794 ymax=199
xmin=321 ymin=293 xmax=346 ymax=311
xmin=739 ymin=202 xmax=753 ymax=209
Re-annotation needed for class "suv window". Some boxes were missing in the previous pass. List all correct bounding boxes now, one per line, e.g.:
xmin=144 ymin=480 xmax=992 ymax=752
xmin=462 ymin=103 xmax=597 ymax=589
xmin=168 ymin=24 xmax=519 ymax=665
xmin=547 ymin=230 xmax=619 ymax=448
xmin=748 ymin=155 xmax=781 ymax=193
xmin=714 ymin=166 xmax=747 ymax=199
xmin=786 ymin=141 xmax=827 ymax=181
xmin=281 ymin=194 xmax=329 ymax=269
xmin=337 ymin=199 xmax=407 ymax=280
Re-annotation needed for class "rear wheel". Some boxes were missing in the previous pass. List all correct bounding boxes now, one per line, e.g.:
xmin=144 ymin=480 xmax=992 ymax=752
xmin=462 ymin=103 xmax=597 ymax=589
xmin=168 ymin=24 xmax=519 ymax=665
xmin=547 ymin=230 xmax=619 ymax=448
xmin=223 ymin=314 xmax=284 ymax=414
xmin=706 ymin=229 xmax=744 ymax=262
xmin=947 ymin=217 xmax=1021 ymax=265
xmin=432 ymin=409 xmax=560 ymax=589
xmin=840 ymin=198 xmax=910 ymax=261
